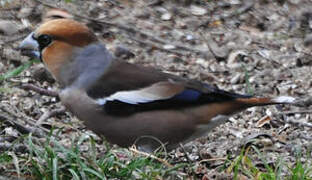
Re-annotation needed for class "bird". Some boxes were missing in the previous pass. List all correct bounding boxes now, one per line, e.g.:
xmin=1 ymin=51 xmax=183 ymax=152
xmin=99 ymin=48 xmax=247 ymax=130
xmin=19 ymin=19 xmax=297 ymax=152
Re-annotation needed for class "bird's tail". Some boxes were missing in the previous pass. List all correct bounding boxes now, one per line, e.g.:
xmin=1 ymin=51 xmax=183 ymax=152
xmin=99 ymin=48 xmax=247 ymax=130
xmin=235 ymin=96 xmax=297 ymax=107
xmin=190 ymin=96 xmax=297 ymax=125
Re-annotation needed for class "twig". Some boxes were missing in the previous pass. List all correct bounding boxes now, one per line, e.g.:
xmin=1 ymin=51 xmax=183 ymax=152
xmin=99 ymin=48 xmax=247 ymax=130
xmin=0 ymin=136 xmax=16 ymax=143
xmin=299 ymin=134 xmax=312 ymax=140
xmin=284 ymin=118 xmax=312 ymax=128
xmin=278 ymin=110 xmax=312 ymax=115
xmin=0 ymin=104 xmax=37 ymax=126
xmin=36 ymin=106 xmax=66 ymax=125
xmin=0 ymin=142 xmax=28 ymax=153
xmin=199 ymin=157 xmax=227 ymax=164
xmin=0 ymin=102 xmax=58 ymax=138
xmin=222 ymin=1 xmax=255 ymax=19
xmin=294 ymin=97 xmax=312 ymax=107
xmin=129 ymin=146 xmax=173 ymax=167
xmin=19 ymin=84 xmax=59 ymax=97
xmin=203 ymin=33 xmax=218 ymax=61
xmin=274 ymin=109 xmax=312 ymax=129
xmin=0 ymin=113 xmax=46 ymax=138
xmin=277 ymin=124 xmax=290 ymax=134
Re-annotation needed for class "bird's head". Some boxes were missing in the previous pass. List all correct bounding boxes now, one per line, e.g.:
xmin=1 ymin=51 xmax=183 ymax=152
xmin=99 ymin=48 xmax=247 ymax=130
xmin=19 ymin=19 xmax=97 ymax=82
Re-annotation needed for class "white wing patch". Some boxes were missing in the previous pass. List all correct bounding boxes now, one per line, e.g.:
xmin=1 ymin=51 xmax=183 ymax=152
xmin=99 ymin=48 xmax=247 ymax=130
xmin=96 ymin=81 xmax=185 ymax=105
xmin=272 ymin=96 xmax=296 ymax=104
xmin=97 ymin=90 xmax=167 ymax=105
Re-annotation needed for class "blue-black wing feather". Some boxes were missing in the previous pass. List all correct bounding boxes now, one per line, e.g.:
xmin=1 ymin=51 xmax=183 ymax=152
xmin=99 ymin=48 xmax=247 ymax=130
xmin=103 ymin=87 xmax=251 ymax=116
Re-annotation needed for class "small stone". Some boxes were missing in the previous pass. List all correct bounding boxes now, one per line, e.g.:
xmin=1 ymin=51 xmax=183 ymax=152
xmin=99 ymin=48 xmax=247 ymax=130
xmin=135 ymin=10 xmax=151 ymax=19
xmin=295 ymin=114 xmax=301 ymax=119
xmin=3 ymin=48 xmax=22 ymax=61
xmin=186 ymin=34 xmax=194 ymax=41
xmin=249 ymin=76 xmax=255 ymax=83
xmin=196 ymin=58 xmax=209 ymax=68
xmin=230 ymin=74 xmax=241 ymax=84
xmin=18 ymin=7 xmax=33 ymax=18
xmin=161 ymin=12 xmax=172 ymax=21
xmin=294 ymin=40 xmax=304 ymax=52
xmin=113 ymin=45 xmax=135 ymax=60
xmin=227 ymin=50 xmax=248 ymax=66
xmin=0 ymin=62 xmax=4 ymax=72
xmin=266 ymin=109 xmax=272 ymax=116
xmin=163 ymin=44 xmax=175 ymax=50
xmin=168 ymin=54 xmax=183 ymax=63
xmin=21 ymin=77 xmax=30 ymax=83
xmin=176 ymin=20 xmax=187 ymax=29
xmin=199 ymin=149 xmax=212 ymax=159
xmin=185 ymin=34 xmax=196 ymax=44
xmin=190 ymin=5 xmax=207 ymax=16
xmin=79 ymin=144 xmax=89 ymax=151
xmin=289 ymin=0 xmax=301 ymax=4
xmin=304 ymin=34 xmax=312 ymax=46
xmin=23 ymin=97 xmax=35 ymax=112
xmin=4 ymin=127 xmax=18 ymax=137
xmin=172 ymin=29 xmax=185 ymax=40
xmin=229 ymin=0 xmax=241 ymax=5
xmin=208 ymin=41 xmax=228 ymax=61
xmin=0 ymin=20 xmax=19 ymax=35
xmin=217 ymin=2 xmax=231 ymax=8
xmin=232 ymin=84 xmax=242 ymax=91
xmin=155 ymin=7 xmax=167 ymax=14
xmin=188 ymin=154 xmax=199 ymax=161
xmin=32 ymin=65 xmax=55 ymax=83
xmin=185 ymin=19 xmax=201 ymax=29
xmin=258 ymin=138 xmax=273 ymax=147
xmin=21 ymin=18 xmax=31 ymax=28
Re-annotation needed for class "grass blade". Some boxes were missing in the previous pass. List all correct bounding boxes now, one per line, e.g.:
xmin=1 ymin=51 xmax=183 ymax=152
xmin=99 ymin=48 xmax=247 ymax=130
xmin=52 ymin=157 xmax=58 ymax=180
xmin=69 ymin=169 xmax=80 ymax=180
xmin=0 ymin=59 xmax=39 ymax=82
xmin=83 ymin=167 xmax=106 ymax=180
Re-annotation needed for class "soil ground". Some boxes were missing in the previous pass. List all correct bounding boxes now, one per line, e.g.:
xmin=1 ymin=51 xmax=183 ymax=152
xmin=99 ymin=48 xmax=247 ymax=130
xmin=1 ymin=0 xmax=312 ymax=179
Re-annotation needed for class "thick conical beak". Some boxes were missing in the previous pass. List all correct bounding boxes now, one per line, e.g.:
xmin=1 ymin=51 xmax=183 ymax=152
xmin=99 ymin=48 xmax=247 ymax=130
xmin=19 ymin=32 xmax=40 ymax=59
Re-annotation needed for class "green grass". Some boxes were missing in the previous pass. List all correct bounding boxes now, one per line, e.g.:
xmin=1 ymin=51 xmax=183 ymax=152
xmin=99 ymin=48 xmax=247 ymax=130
xmin=0 ymin=130 xmax=188 ymax=179
xmin=226 ymin=145 xmax=312 ymax=180
xmin=1 ymin=131 xmax=311 ymax=179
xmin=0 ymin=59 xmax=40 ymax=82
xmin=1 ymin=128 xmax=312 ymax=179
xmin=241 ymin=64 xmax=254 ymax=95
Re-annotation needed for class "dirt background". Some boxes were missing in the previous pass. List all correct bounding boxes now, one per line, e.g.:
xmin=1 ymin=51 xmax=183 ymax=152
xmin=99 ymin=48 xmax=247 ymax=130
xmin=1 ymin=0 xmax=312 ymax=179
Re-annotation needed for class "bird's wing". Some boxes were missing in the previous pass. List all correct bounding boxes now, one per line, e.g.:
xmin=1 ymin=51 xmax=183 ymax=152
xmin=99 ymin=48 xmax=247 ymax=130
xmin=71 ymin=44 xmax=251 ymax=115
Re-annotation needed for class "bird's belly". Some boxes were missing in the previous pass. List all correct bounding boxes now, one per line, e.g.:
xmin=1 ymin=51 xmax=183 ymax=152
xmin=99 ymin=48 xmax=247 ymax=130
xmin=83 ymin=110 xmax=196 ymax=151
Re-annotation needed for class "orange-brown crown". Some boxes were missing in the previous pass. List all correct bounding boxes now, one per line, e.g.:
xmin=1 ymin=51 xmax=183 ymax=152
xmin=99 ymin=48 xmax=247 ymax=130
xmin=35 ymin=19 xmax=97 ymax=47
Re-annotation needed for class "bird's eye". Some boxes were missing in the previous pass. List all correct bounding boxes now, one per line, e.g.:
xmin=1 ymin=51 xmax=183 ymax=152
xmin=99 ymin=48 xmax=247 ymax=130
xmin=37 ymin=34 xmax=52 ymax=50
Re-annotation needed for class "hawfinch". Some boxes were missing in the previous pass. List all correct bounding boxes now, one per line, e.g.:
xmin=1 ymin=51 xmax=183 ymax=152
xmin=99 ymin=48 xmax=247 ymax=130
xmin=19 ymin=19 xmax=296 ymax=151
